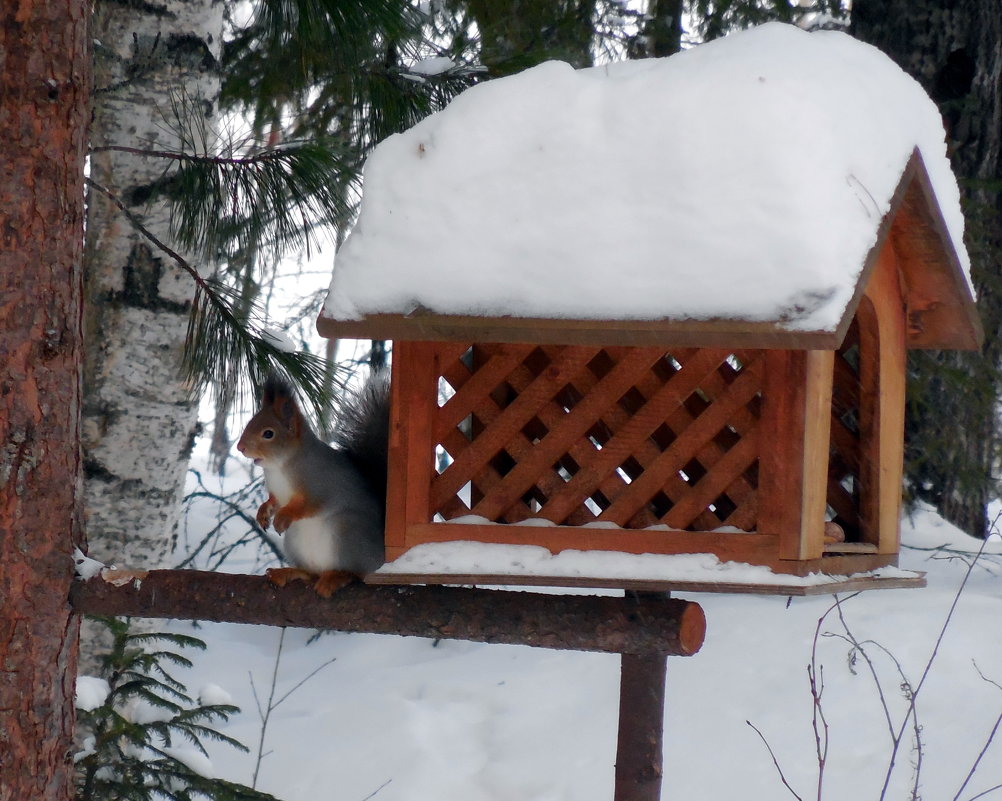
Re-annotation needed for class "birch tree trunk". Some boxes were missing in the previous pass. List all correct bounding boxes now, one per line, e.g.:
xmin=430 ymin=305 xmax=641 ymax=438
xmin=0 ymin=0 xmax=89 ymax=796
xmin=852 ymin=0 xmax=1002 ymax=537
xmin=83 ymin=0 xmax=224 ymax=567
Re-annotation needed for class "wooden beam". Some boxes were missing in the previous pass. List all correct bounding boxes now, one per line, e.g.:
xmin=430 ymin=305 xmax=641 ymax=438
xmin=69 ymin=570 xmax=706 ymax=657
xmin=615 ymin=652 xmax=668 ymax=801
xmin=758 ymin=350 xmax=834 ymax=561
xmin=365 ymin=564 xmax=924 ymax=595
xmin=385 ymin=340 xmax=440 ymax=559
xmin=318 ymin=310 xmax=840 ymax=351
xmin=864 ymin=240 xmax=908 ymax=554
xmin=399 ymin=521 xmax=779 ymax=564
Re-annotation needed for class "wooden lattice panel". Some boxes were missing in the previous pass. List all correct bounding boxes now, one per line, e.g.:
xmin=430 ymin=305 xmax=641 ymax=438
xmin=827 ymin=299 xmax=881 ymax=548
xmin=828 ymin=318 xmax=864 ymax=540
xmin=429 ymin=344 xmax=764 ymax=531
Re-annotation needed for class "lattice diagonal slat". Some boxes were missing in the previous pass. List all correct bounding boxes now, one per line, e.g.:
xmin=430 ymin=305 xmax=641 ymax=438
xmin=427 ymin=344 xmax=764 ymax=531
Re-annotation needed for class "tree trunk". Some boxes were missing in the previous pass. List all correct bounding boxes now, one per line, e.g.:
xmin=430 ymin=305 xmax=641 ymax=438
xmin=83 ymin=0 xmax=224 ymax=567
xmin=633 ymin=0 xmax=684 ymax=59
xmin=852 ymin=0 xmax=1002 ymax=536
xmin=0 ymin=0 xmax=89 ymax=797
xmin=468 ymin=0 xmax=597 ymax=77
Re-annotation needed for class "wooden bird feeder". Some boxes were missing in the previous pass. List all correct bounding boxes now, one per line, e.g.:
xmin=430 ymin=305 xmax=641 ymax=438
xmin=319 ymin=150 xmax=981 ymax=594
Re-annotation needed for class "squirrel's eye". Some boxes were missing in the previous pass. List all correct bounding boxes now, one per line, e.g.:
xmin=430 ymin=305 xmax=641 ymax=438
xmin=262 ymin=429 xmax=275 ymax=440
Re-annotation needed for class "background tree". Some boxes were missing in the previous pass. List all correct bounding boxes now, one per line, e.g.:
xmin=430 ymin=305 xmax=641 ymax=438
xmin=83 ymin=0 xmax=225 ymax=568
xmin=0 ymin=0 xmax=89 ymax=796
xmin=852 ymin=0 xmax=1002 ymax=537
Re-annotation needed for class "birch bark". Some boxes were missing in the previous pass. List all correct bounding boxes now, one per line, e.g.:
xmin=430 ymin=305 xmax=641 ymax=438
xmin=83 ymin=0 xmax=224 ymax=566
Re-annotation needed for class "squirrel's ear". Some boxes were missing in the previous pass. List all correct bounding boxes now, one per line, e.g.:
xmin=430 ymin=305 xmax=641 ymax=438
xmin=262 ymin=375 xmax=301 ymax=433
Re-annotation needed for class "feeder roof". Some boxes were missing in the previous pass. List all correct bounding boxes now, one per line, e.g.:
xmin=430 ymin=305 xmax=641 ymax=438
xmin=320 ymin=22 xmax=981 ymax=350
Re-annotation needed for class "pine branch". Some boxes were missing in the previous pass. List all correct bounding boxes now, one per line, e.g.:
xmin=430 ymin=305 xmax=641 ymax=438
xmin=164 ymin=138 xmax=360 ymax=261
xmin=85 ymin=176 xmax=341 ymax=420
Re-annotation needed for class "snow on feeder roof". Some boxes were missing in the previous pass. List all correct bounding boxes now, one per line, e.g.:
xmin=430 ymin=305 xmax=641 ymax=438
xmin=320 ymin=21 xmax=980 ymax=350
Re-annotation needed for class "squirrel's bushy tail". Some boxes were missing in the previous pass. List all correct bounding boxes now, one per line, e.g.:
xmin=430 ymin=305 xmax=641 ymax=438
xmin=332 ymin=370 xmax=391 ymax=501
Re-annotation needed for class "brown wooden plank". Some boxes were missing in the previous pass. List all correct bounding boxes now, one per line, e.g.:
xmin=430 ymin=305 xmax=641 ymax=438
xmin=662 ymin=424 xmax=759 ymax=530
xmin=855 ymin=293 xmax=881 ymax=546
xmin=828 ymin=415 xmax=861 ymax=475
xmin=601 ymin=358 xmax=764 ymax=524
xmin=472 ymin=347 xmax=668 ymax=521
xmin=318 ymin=310 xmax=842 ymax=350
xmin=864 ymin=241 xmax=908 ymax=553
xmin=825 ymin=473 xmax=860 ymax=532
xmin=484 ymin=344 xmax=639 ymax=523
xmin=891 ymin=151 xmax=982 ymax=350
xmin=402 ymin=521 xmax=780 ymax=563
xmin=386 ymin=341 xmax=441 ymax=558
xmin=435 ymin=343 xmax=529 ymax=438
xmin=431 ymin=345 xmax=600 ymax=507
xmin=800 ymin=350 xmax=835 ymax=560
xmin=657 ymin=354 xmax=764 ymax=524
xmin=827 ymin=148 xmax=982 ymax=352
xmin=532 ymin=348 xmax=732 ymax=525
xmin=366 ymin=569 xmax=924 ymax=595
xmin=758 ymin=350 xmax=833 ymax=561
xmin=823 ymin=542 xmax=878 ymax=554
xmin=434 ymin=342 xmax=478 ymax=390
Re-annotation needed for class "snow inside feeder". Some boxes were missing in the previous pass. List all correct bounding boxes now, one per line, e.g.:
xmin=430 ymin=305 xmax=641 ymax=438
xmin=319 ymin=23 xmax=981 ymax=593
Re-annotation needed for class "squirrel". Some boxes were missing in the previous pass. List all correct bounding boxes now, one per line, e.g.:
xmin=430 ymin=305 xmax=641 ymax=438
xmin=237 ymin=371 xmax=390 ymax=597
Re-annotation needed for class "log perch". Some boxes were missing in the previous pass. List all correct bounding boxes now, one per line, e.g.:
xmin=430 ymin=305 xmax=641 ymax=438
xmin=69 ymin=569 xmax=705 ymax=656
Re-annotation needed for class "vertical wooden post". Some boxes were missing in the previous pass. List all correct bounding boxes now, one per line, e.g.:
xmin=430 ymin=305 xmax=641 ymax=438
xmin=758 ymin=349 xmax=834 ymax=561
xmin=385 ymin=341 xmax=440 ymax=560
xmin=615 ymin=652 xmax=669 ymax=801
xmin=613 ymin=592 xmax=689 ymax=801
xmin=862 ymin=244 xmax=908 ymax=553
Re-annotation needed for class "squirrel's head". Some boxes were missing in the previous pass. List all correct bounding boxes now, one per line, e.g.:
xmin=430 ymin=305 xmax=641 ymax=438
xmin=236 ymin=375 xmax=305 ymax=464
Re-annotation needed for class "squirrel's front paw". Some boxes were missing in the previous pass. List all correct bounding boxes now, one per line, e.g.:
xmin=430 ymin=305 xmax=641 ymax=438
xmin=273 ymin=510 xmax=293 ymax=533
xmin=255 ymin=501 xmax=275 ymax=530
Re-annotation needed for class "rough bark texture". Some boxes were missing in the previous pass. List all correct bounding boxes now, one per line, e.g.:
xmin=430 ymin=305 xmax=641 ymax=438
xmin=70 ymin=571 xmax=707 ymax=656
xmin=0 ymin=0 xmax=89 ymax=797
xmin=852 ymin=0 xmax=1002 ymax=536
xmin=614 ymin=653 xmax=668 ymax=801
xmin=82 ymin=0 xmax=224 ymax=568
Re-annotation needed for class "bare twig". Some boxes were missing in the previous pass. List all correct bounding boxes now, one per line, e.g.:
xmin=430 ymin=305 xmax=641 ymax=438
xmin=808 ymin=600 xmax=838 ymax=801
xmin=828 ymin=597 xmax=923 ymax=800
xmin=178 ymin=469 xmax=284 ymax=570
xmin=966 ymin=783 xmax=1002 ymax=801
xmin=952 ymin=663 xmax=1002 ymax=801
xmin=85 ymin=176 xmax=209 ymax=288
xmin=248 ymin=627 xmax=337 ymax=789
xmin=249 ymin=627 xmax=286 ymax=789
xmin=360 ymin=778 xmax=393 ymax=801
xmin=746 ymin=720 xmax=805 ymax=801
xmin=875 ymin=532 xmax=997 ymax=799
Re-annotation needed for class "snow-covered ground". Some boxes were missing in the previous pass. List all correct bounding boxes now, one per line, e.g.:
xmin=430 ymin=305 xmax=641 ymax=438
xmin=145 ymin=458 xmax=1002 ymax=801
